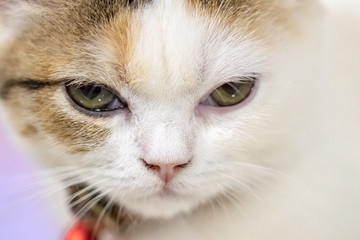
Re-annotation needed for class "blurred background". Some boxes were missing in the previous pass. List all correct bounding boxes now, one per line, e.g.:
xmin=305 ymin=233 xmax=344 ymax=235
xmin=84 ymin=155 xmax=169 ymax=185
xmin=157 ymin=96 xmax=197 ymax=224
xmin=0 ymin=125 xmax=59 ymax=239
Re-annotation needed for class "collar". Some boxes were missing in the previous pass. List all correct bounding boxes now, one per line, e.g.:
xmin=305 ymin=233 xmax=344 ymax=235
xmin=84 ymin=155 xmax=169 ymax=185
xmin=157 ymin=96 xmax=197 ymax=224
xmin=65 ymin=221 xmax=96 ymax=240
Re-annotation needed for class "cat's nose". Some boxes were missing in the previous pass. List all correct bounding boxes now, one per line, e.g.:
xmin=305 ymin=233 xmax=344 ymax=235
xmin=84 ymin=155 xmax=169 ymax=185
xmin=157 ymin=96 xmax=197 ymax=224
xmin=142 ymin=159 xmax=189 ymax=184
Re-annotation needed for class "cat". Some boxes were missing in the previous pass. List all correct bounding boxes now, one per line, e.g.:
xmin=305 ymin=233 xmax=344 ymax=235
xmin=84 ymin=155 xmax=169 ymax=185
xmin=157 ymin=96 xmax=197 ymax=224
xmin=1 ymin=0 xmax=360 ymax=239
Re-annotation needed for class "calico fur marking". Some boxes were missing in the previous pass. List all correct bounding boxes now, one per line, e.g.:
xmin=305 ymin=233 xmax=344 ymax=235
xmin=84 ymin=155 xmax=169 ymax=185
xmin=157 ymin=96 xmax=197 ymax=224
xmin=74 ymin=0 xmax=152 ymax=25
xmin=1 ymin=80 xmax=111 ymax=153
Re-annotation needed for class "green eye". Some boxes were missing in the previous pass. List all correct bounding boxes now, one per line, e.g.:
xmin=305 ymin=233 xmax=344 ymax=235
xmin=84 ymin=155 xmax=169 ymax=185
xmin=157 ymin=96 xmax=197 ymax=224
xmin=208 ymin=77 xmax=255 ymax=107
xmin=66 ymin=83 xmax=125 ymax=112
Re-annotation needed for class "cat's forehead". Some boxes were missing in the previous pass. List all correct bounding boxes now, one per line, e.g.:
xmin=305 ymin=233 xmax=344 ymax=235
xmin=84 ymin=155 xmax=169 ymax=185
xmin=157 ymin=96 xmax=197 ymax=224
xmin=0 ymin=0 xmax=306 ymax=97
xmin=87 ymin=0 xmax=293 ymax=96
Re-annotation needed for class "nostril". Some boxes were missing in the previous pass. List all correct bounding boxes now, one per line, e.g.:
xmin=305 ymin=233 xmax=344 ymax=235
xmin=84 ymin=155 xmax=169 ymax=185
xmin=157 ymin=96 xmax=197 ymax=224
xmin=141 ymin=159 xmax=190 ymax=171
xmin=175 ymin=162 xmax=189 ymax=169
xmin=141 ymin=158 xmax=191 ymax=183
xmin=141 ymin=158 xmax=161 ymax=171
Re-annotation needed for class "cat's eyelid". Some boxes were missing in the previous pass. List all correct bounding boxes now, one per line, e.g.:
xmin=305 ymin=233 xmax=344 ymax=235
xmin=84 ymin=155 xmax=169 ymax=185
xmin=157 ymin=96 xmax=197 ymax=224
xmin=65 ymin=80 xmax=122 ymax=99
xmin=199 ymin=74 xmax=259 ymax=103
xmin=64 ymin=78 xmax=125 ymax=94
xmin=198 ymin=74 xmax=259 ymax=109
xmin=232 ymin=74 xmax=260 ymax=83
xmin=213 ymin=73 xmax=259 ymax=90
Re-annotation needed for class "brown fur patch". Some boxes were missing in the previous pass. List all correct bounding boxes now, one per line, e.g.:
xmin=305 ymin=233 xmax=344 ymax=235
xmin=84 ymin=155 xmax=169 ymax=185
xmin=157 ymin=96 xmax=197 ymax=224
xmin=0 ymin=0 xmax=149 ymax=153
xmin=20 ymin=125 xmax=38 ymax=137
xmin=2 ymin=80 xmax=111 ymax=154
xmin=39 ymin=110 xmax=111 ymax=154
xmin=0 ymin=0 xmax=151 ymax=84
xmin=36 ymin=87 xmax=111 ymax=153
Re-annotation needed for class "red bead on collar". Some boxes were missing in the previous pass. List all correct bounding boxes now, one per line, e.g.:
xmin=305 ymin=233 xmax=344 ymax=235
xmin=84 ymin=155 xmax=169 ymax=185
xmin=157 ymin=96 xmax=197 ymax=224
xmin=65 ymin=221 xmax=97 ymax=240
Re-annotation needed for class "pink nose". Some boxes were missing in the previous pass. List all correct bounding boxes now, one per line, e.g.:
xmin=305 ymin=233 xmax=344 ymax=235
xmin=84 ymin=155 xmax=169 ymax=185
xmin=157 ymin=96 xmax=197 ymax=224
xmin=142 ymin=159 xmax=189 ymax=183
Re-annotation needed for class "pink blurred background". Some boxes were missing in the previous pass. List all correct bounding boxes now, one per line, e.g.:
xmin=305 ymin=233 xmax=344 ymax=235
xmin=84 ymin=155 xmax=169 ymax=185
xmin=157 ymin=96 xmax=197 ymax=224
xmin=0 ymin=124 xmax=60 ymax=239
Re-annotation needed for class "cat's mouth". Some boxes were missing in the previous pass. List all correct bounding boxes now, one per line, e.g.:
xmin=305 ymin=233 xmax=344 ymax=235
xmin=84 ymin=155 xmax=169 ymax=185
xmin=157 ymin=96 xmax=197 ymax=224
xmin=67 ymin=184 xmax=140 ymax=234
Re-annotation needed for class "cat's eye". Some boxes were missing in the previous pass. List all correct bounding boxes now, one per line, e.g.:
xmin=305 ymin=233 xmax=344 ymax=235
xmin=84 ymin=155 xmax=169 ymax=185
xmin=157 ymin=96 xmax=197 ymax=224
xmin=66 ymin=83 xmax=125 ymax=113
xmin=205 ymin=77 xmax=256 ymax=107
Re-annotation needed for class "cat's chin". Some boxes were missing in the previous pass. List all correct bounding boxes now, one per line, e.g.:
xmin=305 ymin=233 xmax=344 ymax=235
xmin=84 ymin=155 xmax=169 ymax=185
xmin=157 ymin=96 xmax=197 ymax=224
xmin=123 ymin=194 xmax=203 ymax=220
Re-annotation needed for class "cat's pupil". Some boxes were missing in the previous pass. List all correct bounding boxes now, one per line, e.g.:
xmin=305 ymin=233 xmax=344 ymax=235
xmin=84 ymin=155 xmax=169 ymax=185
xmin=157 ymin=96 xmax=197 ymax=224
xmin=80 ymin=86 xmax=102 ymax=100
xmin=222 ymin=83 xmax=238 ymax=97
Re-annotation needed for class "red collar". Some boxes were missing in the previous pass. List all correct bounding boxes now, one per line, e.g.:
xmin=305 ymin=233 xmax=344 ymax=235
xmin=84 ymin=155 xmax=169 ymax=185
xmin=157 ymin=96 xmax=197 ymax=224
xmin=65 ymin=221 xmax=97 ymax=240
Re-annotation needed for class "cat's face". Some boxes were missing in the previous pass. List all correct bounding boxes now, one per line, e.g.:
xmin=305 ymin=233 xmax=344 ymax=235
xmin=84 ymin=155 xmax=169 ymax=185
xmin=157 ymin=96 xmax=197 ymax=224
xmin=0 ymin=0 xmax=314 ymax=220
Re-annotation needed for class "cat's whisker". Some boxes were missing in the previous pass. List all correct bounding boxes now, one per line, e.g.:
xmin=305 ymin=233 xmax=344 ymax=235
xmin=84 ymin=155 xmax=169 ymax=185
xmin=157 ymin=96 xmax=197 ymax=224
xmin=220 ymin=189 xmax=253 ymax=223
xmin=13 ymin=179 xmax=84 ymax=204
xmin=231 ymin=180 xmax=260 ymax=200
xmin=18 ymin=172 xmax=85 ymax=190
xmin=208 ymin=194 xmax=219 ymax=222
xmin=221 ymin=189 xmax=240 ymax=208
xmin=91 ymin=193 xmax=115 ymax=240
xmin=0 ymin=170 xmax=101 ymax=212
xmin=5 ymin=166 xmax=86 ymax=184
xmin=65 ymin=189 xmax=112 ymax=233
xmin=67 ymin=180 xmax=107 ymax=210
xmin=113 ymin=185 xmax=132 ymax=227
xmin=213 ymin=189 xmax=232 ymax=222
xmin=229 ymin=161 xmax=297 ymax=181
xmin=67 ymin=189 xmax=100 ymax=221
